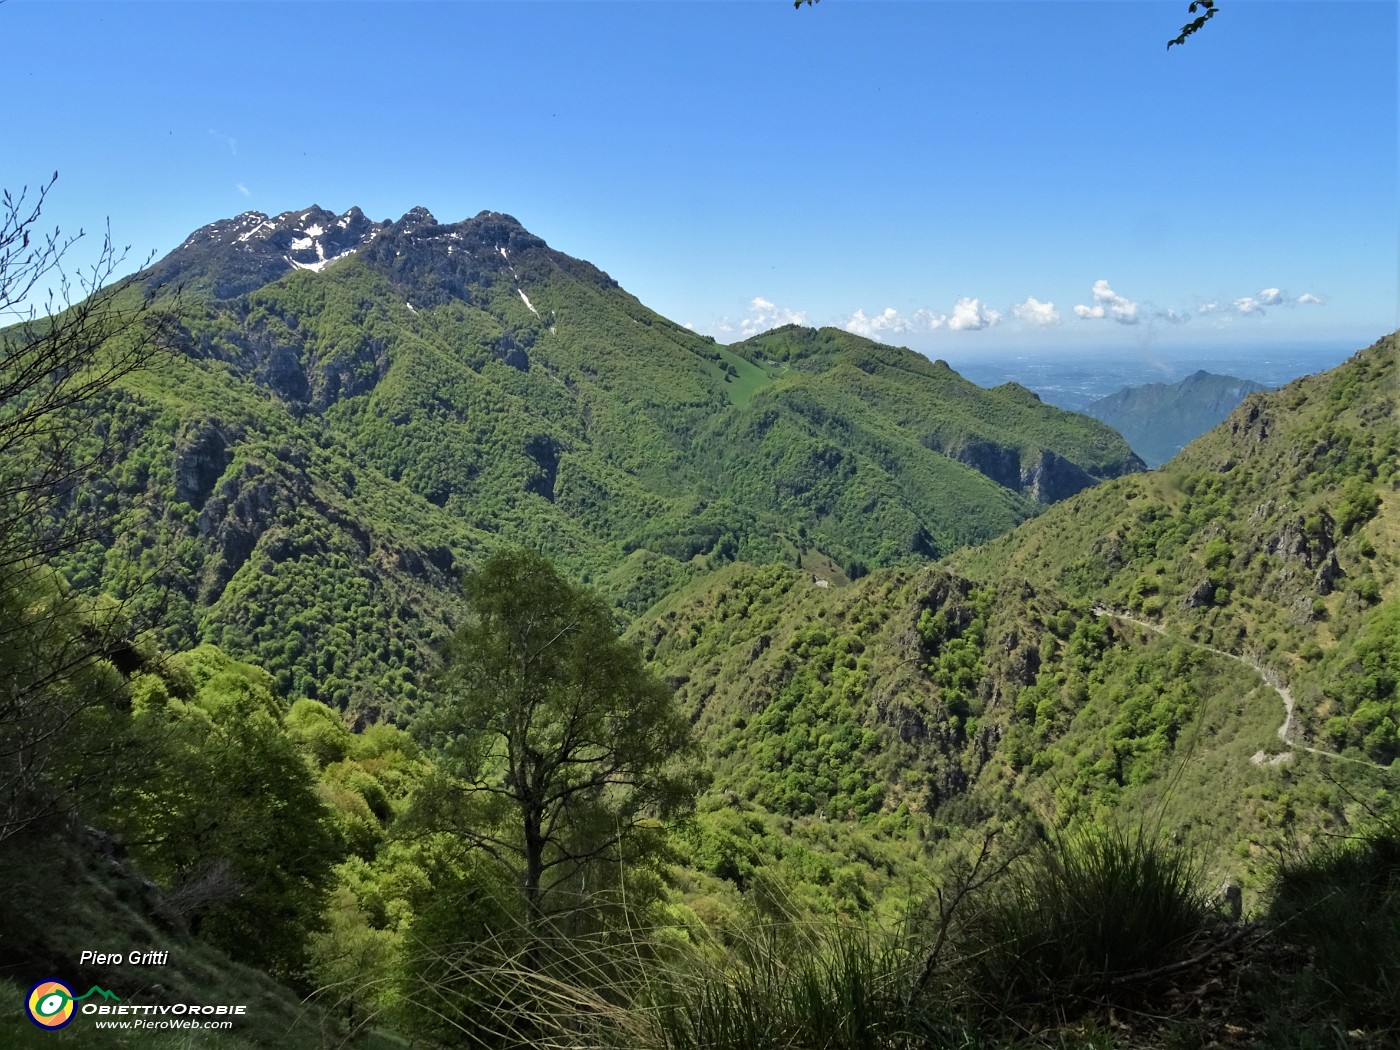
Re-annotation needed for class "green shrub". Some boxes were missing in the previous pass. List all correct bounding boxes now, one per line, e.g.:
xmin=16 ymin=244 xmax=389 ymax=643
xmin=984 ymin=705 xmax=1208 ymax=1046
xmin=954 ymin=826 xmax=1211 ymax=1008
xmin=648 ymin=924 xmax=978 ymax=1050
xmin=1336 ymin=478 xmax=1381 ymax=535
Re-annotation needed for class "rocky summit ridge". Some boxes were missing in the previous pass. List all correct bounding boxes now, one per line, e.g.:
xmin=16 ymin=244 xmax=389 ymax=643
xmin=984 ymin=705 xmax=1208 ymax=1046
xmin=146 ymin=204 xmax=616 ymax=304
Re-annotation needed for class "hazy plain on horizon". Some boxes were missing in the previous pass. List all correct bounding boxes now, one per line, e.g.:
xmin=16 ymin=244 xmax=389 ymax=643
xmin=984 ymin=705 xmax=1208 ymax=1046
xmin=940 ymin=340 xmax=1360 ymax=411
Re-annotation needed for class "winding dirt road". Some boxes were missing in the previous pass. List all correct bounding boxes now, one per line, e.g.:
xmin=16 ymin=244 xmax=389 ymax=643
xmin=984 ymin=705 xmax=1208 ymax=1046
xmin=1092 ymin=606 xmax=1389 ymax=772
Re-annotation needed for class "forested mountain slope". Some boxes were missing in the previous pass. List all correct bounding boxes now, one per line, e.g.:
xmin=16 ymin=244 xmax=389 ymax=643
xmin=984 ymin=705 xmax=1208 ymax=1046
xmin=46 ymin=204 xmax=1138 ymax=719
xmin=9 ymin=192 xmax=1397 ymax=1046
xmin=630 ymin=332 xmax=1398 ymax=893
xmin=956 ymin=333 xmax=1398 ymax=763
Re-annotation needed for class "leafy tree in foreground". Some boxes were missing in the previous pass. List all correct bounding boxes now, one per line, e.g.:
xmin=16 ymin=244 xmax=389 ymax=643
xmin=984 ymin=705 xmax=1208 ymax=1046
xmin=414 ymin=548 xmax=704 ymax=942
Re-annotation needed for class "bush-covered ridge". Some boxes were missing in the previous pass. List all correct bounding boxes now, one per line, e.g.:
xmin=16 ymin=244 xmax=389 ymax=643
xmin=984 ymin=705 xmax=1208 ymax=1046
xmin=9 ymin=559 xmax=1396 ymax=1049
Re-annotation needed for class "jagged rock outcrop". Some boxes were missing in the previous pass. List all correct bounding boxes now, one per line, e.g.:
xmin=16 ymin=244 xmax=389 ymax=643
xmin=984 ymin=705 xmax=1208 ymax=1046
xmin=195 ymin=459 xmax=299 ymax=602
xmin=358 ymin=208 xmax=617 ymax=310
xmin=495 ymin=330 xmax=532 ymax=371
xmin=173 ymin=420 xmax=240 ymax=510
xmin=947 ymin=439 xmax=1023 ymax=491
xmin=145 ymin=204 xmax=618 ymax=314
xmin=1183 ymin=579 xmax=1217 ymax=609
xmin=1019 ymin=449 xmax=1097 ymax=504
xmin=255 ymin=341 xmax=310 ymax=404
xmin=945 ymin=438 xmax=1140 ymax=503
xmin=1267 ymin=511 xmax=1340 ymax=595
xmin=1314 ymin=553 xmax=1343 ymax=595
xmin=1006 ymin=640 xmax=1041 ymax=686
xmin=1229 ymin=395 xmax=1272 ymax=446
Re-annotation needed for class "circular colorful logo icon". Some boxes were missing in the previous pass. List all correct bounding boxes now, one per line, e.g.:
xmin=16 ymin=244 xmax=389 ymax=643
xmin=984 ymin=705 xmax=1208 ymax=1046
xmin=26 ymin=980 xmax=76 ymax=1029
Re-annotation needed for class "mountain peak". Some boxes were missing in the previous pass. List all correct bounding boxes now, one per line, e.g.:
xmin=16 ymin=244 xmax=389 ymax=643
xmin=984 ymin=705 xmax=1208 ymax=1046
xmin=146 ymin=202 xmax=620 ymax=304
xmin=1086 ymin=369 xmax=1271 ymax=467
xmin=150 ymin=204 xmax=386 ymax=297
xmin=471 ymin=209 xmax=523 ymax=226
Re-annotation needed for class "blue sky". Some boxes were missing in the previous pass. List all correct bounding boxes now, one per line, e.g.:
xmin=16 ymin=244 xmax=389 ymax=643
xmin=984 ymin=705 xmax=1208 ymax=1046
xmin=4 ymin=1 xmax=1396 ymax=357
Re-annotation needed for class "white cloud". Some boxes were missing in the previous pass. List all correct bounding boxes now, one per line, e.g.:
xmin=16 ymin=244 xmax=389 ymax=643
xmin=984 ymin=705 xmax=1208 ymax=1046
xmin=844 ymin=296 xmax=1004 ymax=339
xmin=846 ymin=307 xmax=907 ymax=338
xmin=1197 ymin=300 xmax=1222 ymax=314
xmin=1074 ymin=279 xmax=1140 ymax=325
xmin=209 ymin=129 xmax=238 ymax=155
xmin=1011 ymin=296 xmax=1060 ymax=326
xmin=236 ymin=182 xmax=251 ymax=198
xmin=735 ymin=296 xmax=807 ymax=337
xmin=947 ymin=296 xmax=1002 ymax=331
xmin=844 ymin=306 xmax=948 ymax=339
xmin=1229 ymin=287 xmax=1326 ymax=315
xmin=1155 ymin=308 xmax=1188 ymax=324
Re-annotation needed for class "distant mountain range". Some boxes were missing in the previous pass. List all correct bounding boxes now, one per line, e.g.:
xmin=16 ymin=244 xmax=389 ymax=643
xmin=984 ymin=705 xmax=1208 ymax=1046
xmin=1084 ymin=369 xmax=1270 ymax=467
xmin=44 ymin=204 xmax=1140 ymax=719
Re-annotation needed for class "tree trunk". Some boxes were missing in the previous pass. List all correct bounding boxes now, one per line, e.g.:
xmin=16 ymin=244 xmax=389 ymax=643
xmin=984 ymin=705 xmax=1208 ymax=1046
xmin=522 ymin=804 xmax=545 ymax=969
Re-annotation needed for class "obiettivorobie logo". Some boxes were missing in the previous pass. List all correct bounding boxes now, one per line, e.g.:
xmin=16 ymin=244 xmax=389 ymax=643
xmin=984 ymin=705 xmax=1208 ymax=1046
xmin=25 ymin=980 xmax=120 ymax=1029
xmin=24 ymin=978 xmax=250 ymax=1032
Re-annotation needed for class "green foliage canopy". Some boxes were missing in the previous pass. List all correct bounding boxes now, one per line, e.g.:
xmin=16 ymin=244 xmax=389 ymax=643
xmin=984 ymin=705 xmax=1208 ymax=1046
xmin=415 ymin=548 xmax=704 ymax=931
xmin=113 ymin=646 xmax=340 ymax=978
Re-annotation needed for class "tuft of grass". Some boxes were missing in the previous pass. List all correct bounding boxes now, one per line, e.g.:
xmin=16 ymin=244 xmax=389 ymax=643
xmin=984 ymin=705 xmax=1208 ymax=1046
xmin=951 ymin=825 xmax=1212 ymax=1012
xmin=644 ymin=922 xmax=981 ymax=1050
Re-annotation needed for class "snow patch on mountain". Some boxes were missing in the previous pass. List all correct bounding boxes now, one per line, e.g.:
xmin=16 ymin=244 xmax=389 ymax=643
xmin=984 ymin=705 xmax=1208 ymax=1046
xmin=238 ymin=220 xmax=275 ymax=244
xmin=288 ymin=247 xmax=356 ymax=274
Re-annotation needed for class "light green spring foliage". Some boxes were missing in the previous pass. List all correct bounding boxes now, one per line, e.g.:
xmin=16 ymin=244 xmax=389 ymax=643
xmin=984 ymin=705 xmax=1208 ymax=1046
xmin=638 ymin=330 xmax=1398 ymax=891
xmin=299 ymin=551 xmax=708 ymax=1043
xmin=0 ymin=566 xmax=135 ymax=846
xmin=43 ymin=244 xmax=1136 ymax=720
xmin=414 ymin=548 xmax=704 ymax=924
xmin=110 ymin=646 xmax=341 ymax=978
xmin=8 ymin=195 xmax=1399 ymax=1045
xmin=632 ymin=558 xmax=1314 ymax=904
